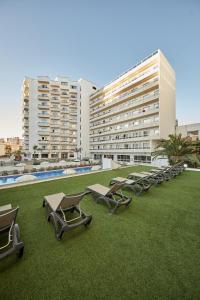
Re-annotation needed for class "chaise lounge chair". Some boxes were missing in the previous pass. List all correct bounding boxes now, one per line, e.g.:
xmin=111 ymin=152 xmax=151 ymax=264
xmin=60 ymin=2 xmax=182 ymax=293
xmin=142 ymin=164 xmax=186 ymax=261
xmin=43 ymin=192 xmax=92 ymax=240
xmin=0 ymin=204 xmax=24 ymax=260
xmin=109 ymin=176 xmax=150 ymax=196
xmin=86 ymin=182 xmax=132 ymax=214
xmin=157 ymin=166 xmax=178 ymax=178
xmin=127 ymin=172 xmax=155 ymax=186
xmin=149 ymin=169 xmax=171 ymax=181
xmin=140 ymin=171 xmax=164 ymax=184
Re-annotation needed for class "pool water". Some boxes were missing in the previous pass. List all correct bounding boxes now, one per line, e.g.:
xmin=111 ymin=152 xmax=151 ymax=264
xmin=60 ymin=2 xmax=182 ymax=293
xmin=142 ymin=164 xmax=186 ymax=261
xmin=0 ymin=166 xmax=93 ymax=186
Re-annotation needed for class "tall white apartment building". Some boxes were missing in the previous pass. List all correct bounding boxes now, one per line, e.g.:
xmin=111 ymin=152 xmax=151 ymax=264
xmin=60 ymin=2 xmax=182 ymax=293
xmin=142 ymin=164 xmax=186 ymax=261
xmin=22 ymin=76 xmax=96 ymax=159
xmin=89 ymin=50 xmax=176 ymax=163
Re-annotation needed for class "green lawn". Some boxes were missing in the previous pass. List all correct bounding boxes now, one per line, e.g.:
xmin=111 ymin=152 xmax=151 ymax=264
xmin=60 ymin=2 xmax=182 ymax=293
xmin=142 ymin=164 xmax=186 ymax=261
xmin=0 ymin=166 xmax=200 ymax=299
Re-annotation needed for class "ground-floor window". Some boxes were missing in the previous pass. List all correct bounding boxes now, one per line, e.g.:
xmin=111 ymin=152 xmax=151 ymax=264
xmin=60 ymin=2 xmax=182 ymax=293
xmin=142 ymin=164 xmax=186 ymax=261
xmin=134 ymin=155 xmax=151 ymax=163
xmin=69 ymin=153 xmax=74 ymax=158
xmin=94 ymin=154 xmax=102 ymax=160
xmin=117 ymin=155 xmax=130 ymax=162
xmin=51 ymin=154 xmax=58 ymax=158
xmin=32 ymin=154 xmax=38 ymax=158
xmin=41 ymin=154 xmax=48 ymax=158
xmin=61 ymin=153 xmax=68 ymax=159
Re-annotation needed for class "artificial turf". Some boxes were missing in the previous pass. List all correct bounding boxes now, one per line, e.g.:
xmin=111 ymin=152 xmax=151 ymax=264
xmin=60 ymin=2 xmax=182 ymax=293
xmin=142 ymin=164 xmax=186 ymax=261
xmin=0 ymin=166 xmax=200 ymax=299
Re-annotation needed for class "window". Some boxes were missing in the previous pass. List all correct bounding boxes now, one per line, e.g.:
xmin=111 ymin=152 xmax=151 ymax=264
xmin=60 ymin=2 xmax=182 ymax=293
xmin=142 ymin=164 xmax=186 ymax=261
xmin=154 ymin=129 xmax=159 ymax=135
xmin=134 ymin=156 xmax=151 ymax=163
xmin=94 ymin=154 xmax=102 ymax=160
xmin=143 ymin=142 xmax=150 ymax=149
xmin=154 ymin=103 xmax=159 ymax=109
xmin=143 ymin=130 xmax=149 ymax=137
xmin=117 ymin=155 xmax=130 ymax=162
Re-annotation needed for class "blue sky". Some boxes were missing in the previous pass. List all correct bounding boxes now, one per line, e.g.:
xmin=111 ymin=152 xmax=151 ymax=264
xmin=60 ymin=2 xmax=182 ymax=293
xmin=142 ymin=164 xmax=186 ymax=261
xmin=0 ymin=0 xmax=199 ymax=138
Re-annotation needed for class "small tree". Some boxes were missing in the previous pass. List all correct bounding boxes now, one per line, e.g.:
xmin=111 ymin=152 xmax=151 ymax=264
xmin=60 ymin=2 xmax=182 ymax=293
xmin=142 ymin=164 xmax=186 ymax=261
xmin=153 ymin=134 xmax=196 ymax=165
xmin=74 ymin=147 xmax=81 ymax=159
xmin=14 ymin=149 xmax=22 ymax=161
xmin=33 ymin=145 xmax=38 ymax=160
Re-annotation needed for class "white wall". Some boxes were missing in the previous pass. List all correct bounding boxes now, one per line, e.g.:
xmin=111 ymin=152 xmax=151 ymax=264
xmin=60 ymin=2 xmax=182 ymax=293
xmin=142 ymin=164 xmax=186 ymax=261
xmin=78 ymin=79 xmax=97 ymax=158
xmin=159 ymin=50 xmax=176 ymax=139
xmin=29 ymin=80 xmax=39 ymax=154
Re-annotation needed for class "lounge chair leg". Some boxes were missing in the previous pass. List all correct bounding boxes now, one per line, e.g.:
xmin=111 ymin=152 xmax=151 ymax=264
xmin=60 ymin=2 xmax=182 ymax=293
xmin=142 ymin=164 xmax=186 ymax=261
xmin=56 ymin=230 xmax=63 ymax=241
xmin=84 ymin=216 xmax=92 ymax=227
xmin=134 ymin=185 xmax=143 ymax=196
xmin=18 ymin=246 xmax=24 ymax=258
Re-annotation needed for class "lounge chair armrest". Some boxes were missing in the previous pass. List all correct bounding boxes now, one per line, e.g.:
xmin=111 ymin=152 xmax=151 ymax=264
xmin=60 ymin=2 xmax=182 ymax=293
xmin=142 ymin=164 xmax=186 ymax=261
xmin=83 ymin=190 xmax=91 ymax=196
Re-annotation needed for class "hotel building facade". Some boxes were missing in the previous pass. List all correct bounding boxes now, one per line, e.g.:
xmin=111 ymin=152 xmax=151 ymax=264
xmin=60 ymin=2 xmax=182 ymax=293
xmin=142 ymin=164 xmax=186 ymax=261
xmin=89 ymin=50 xmax=176 ymax=163
xmin=22 ymin=76 xmax=96 ymax=159
xmin=176 ymin=123 xmax=200 ymax=141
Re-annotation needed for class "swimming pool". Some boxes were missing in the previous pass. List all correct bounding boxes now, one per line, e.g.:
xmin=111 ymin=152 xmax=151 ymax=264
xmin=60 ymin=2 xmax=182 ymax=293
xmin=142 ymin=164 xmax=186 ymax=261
xmin=0 ymin=166 xmax=93 ymax=186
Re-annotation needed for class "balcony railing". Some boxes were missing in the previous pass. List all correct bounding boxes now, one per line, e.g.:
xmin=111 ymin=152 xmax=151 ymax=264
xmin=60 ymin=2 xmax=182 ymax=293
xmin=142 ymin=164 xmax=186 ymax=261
xmin=89 ymin=148 xmax=151 ymax=153
xmin=90 ymin=80 xmax=159 ymax=115
xmin=38 ymin=122 xmax=50 ymax=127
xmin=38 ymin=86 xmax=49 ymax=91
xmin=90 ymin=108 xmax=159 ymax=130
xmin=38 ymin=113 xmax=50 ymax=118
xmin=90 ymin=121 xmax=159 ymax=138
xmin=38 ymin=104 xmax=49 ymax=109
xmin=90 ymin=74 xmax=158 ymax=108
xmin=90 ymin=92 xmax=159 ymax=122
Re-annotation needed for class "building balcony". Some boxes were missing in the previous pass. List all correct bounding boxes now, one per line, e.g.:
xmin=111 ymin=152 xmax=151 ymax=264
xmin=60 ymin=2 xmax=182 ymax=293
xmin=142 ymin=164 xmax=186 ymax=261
xmin=51 ymin=115 xmax=60 ymax=120
xmin=90 ymin=121 xmax=159 ymax=138
xmin=38 ymin=140 xmax=49 ymax=144
xmin=61 ymin=110 xmax=69 ymax=114
xmin=51 ymin=97 xmax=60 ymax=103
xmin=51 ymin=107 xmax=60 ymax=112
xmin=38 ymin=113 xmax=50 ymax=118
xmin=23 ymin=103 xmax=29 ymax=109
xmin=51 ymin=89 xmax=60 ymax=95
xmin=90 ymin=135 xmax=155 ymax=145
xmin=38 ymin=130 xmax=50 ymax=135
xmin=89 ymin=148 xmax=151 ymax=153
xmin=90 ymin=93 xmax=159 ymax=122
xmin=38 ymin=122 xmax=50 ymax=127
xmin=23 ymin=112 xmax=29 ymax=118
xmin=50 ymin=141 xmax=60 ymax=144
xmin=90 ymin=80 xmax=159 ymax=115
xmin=90 ymin=108 xmax=159 ymax=130
xmin=50 ymin=123 xmax=60 ymax=128
xmin=69 ymin=118 xmax=77 ymax=123
xmin=38 ymin=103 xmax=49 ymax=109
xmin=90 ymin=71 xmax=158 ymax=107
xmin=23 ymin=121 xmax=29 ymax=127
xmin=38 ymin=86 xmax=49 ymax=92
xmin=38 ymin=95 xmax=49 ymax=100
xmin=61 ymin=102 xmax=69 ymax=106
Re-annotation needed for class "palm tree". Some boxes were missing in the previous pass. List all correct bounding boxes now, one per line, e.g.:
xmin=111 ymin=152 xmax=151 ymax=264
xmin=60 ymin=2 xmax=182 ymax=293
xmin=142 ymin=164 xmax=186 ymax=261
xmin=32 ymin=145 xmax=38 ymax=160
xmin=153 ymin=134 xmax=196 ymax=165
xmin=14 ymin=149 xmax=22 ymax=161
xmin=74 ymin=147 xmax=81 ymax=159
